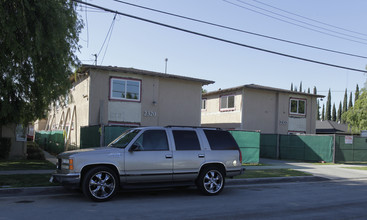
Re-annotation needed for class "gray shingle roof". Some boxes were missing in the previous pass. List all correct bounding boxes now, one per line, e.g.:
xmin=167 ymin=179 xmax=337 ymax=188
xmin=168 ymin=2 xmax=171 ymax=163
xmin=79 ymin=64 xmax=214 ymax=85
xmin=203 ymin=84 xmax=325 ymax=98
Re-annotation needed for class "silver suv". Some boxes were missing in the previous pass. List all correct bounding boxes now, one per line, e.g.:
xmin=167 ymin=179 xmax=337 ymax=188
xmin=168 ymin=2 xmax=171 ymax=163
xmin=51 ymin=126 xmax=244 ymax=201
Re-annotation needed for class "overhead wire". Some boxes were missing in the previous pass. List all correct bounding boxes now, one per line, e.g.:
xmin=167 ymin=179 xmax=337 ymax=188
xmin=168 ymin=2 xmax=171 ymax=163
xmin=111 ymin=0 xmax=367 ymax=59
xmin=252 ymin=0 xmax=367 ymax=38
xmin=72 ymin=0 xmax=367 ymax=74
xmin=222 ymin=0 xmax=367 ymax=45
xmin=232 ymin=0 xmax=367 ymax=42
xmin=97 ymin=13 xmax=117 ymax=65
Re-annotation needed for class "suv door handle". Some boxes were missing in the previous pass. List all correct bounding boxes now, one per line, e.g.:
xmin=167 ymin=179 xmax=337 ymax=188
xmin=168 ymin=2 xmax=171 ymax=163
xmin=198 ymin=154 xmax=205 ymax=158
xmin=165 ymin=154 xmax=173 ymax=159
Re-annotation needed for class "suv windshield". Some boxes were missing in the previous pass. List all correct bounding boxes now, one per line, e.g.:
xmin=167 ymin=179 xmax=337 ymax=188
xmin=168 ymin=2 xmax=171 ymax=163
xmin=108 ymin=129 xmax=140 ymax=148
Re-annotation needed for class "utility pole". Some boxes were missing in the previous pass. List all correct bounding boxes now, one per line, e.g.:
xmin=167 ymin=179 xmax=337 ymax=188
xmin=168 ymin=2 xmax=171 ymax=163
xmin=93 ymin=54 xmax=97 ymax=65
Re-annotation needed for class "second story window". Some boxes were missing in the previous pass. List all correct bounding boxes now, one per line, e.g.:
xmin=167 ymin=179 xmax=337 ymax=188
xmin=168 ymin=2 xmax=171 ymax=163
xmin=290 ymin=98 xmax=306 ymax=115
xmin=110 ymin=77 xmax=141 ymax=101
xmin=220 ymin=95 xmax=235 ymax=111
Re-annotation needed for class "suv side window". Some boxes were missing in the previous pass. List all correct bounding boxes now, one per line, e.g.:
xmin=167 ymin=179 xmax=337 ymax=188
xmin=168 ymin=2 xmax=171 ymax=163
xmin=133 ymin=130 xmax=169 ymax=151
xmin=173 ymin=130 xmax=201 ymax=150
xmin=204 ymin=130 xmax=238 ymax=150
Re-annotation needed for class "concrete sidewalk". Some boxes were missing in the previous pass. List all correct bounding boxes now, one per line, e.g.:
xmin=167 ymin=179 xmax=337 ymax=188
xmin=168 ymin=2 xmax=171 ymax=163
xmin=251 ymin=158 xmax=367 ymax=181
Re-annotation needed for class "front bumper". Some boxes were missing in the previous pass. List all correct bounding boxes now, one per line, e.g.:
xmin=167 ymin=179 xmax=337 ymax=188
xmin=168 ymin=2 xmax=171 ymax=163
xmin=50 ymin=173 xmax=80 ymax=187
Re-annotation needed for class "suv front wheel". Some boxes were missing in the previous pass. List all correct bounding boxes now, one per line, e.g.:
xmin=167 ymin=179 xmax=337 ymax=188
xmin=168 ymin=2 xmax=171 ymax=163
xmin=197 ymin=166 xmax=225 ymax=195
xmin=82 ymin=166 xmax=119 ymax=202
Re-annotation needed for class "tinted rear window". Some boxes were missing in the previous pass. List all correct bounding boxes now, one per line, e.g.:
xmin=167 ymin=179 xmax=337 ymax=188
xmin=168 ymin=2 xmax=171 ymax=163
xmin=173 ymin=130 xmax=201 ymax=150
xmin=204 ymin=130 xmax=239 ymax=150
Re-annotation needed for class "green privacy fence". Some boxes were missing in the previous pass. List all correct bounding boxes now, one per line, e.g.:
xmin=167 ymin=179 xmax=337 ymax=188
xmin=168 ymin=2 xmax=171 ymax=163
xmin=80 ymin=126 xmax=100 ymax=149
xmin=260 ymin=134 xmax=278 ymax=159
xmin=279 ymin=135 xmax=333 ymax=162
xmin=260 ymin=134 xmax=334 ymax=162
xmin=104 ymin=126 xmax=130 ymax=145
xmin=229 ymin=130 xmax=260 ymax=164
xmin=34 ymin=130 xmax=65 ymax=154
xmin=80 ymin=126 xmax=131 ymax=149
xmin=335 ymin=136 xmax=367 ymax=162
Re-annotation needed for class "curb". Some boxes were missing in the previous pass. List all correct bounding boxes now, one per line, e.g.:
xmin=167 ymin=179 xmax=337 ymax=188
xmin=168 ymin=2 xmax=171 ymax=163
xmin=226 ymin=176 xmax=329 ymax=185
xmin=0 ymin=176 xmax=328 ymax=198
xmin=0 ymin=186 xmax=69 ymax=197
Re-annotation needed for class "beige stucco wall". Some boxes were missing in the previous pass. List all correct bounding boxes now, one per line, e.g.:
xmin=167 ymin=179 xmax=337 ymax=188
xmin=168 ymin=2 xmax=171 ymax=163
xmin=202 ymin=87 xmax=319 ymax=134
xmin=86 ymin=69 xmax=204 ymax=127
xmin=242 ymin=88 xmax=279 ymax=133
xmin=201 ymin=90 xmax=242 ymax=129
xmin=155 ymin=78 xmax=202 ymax=126
xmin=42 ymin=75 xmax=90 ymax=147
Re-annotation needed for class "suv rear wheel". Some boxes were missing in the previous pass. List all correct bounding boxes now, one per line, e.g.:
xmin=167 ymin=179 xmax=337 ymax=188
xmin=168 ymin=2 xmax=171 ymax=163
xmin=82 ymin=166 xmax=118 ymax=202
xmin=197 ymin=166 xmax=225 ymax=195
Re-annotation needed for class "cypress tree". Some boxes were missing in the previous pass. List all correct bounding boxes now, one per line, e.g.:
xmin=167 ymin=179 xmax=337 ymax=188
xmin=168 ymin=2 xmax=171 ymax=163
xmin=332 ymin=103 xmax=336 ymax=121
xmin=313 ymin=86 xmax=317 ymax=95
xmin=290 ymin=83 xmax=293 ymax=91
xmin=355 ymin=84 xmax=360 ymax=102
xmin=322 ymin=104 xmax=325 ymax=121
xmin=326 ymin=89 xmax=331 ymax=120
xmin=343 ymin=89 xmax=348 ymax=113
xmin=317 ymin=100 xmax=320 ymax=120
xmin=307 ymin=88 xmax=310 ymax=93
xmin=299 ymin=81 xmax=303 ymax=93
xmin=349 ymin=92 xmax=353 ymax=109
xmin=337 ymin=101 xmax=342 ymax=122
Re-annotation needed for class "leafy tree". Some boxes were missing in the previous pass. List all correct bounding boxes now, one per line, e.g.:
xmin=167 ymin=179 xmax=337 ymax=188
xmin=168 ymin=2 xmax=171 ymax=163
xmin=342 ymin=89 xmax=367 ymax=133
xmin=325 ymin=89 xmax=331 ymax=120
xmin=355 ymin=84 xmax=359 ymax=102
xmin=332 ymin=103 xmax=336 ymax=121
xmin=337 ymin=101 xmax=342 ymax=122
xmin=0 ymin=1 xmax=82 ymax=131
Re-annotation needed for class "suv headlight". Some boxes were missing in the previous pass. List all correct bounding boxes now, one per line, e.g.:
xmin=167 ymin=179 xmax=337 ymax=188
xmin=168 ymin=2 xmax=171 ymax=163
xmin=61 ymin=158 xmax=74 ymax=170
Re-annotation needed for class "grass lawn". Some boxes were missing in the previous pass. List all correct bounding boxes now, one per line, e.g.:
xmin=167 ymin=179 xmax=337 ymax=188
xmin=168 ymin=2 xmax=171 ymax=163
xmin=233 ymin=169 xmax=312 ymax=179
xmin=0 ymin=160 xmax=56 ymax=171
xmin=0 ymin=174 xmax=59 ymax=188
xmin=342 ymin=167 xmax=367 ymax=171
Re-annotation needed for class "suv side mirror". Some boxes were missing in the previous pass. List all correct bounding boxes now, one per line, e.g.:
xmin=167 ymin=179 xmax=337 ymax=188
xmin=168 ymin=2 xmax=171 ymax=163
xmin=129 ymin=143 xmax=142 ymax=152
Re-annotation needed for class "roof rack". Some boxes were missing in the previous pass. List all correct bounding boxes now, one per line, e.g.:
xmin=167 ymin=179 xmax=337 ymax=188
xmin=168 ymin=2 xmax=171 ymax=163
xmin=164 ymin=125 xmax=222 ymax=130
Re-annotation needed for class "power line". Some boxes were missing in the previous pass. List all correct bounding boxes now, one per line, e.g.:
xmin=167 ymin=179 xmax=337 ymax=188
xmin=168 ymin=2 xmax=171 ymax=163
xmin=111 ymin=0 xmax=367 ymax=59
xmin=73 ymin=0 xmax=367 ymax=74
xmin=223 ymin=0 xmax=367 ymax=45
xmin=97 ymin=13 xmax=117 ymax=65
xmin=252 ymin=0 xmax=367 ymax=38
xmin=233 ymin=0 xmax=367 ymax=42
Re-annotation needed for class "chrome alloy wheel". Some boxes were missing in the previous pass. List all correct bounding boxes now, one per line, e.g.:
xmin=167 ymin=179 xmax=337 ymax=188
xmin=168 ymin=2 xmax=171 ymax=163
xmin=88 ymin=171 xmax=116 ymax=200
xmin=203 ymin=170 xmax=223 ymax=194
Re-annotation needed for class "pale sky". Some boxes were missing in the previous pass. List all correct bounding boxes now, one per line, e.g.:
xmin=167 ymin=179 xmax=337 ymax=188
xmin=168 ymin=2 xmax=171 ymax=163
xmin=75 ymin=0 xmax=367 ymax=109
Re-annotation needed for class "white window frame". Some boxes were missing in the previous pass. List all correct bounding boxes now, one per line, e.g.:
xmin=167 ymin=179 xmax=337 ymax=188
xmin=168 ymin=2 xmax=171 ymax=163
xmin=289 ymin=98 xmax=306 ymax=116
xmin=110 ymin=77 xmax=141 ymax=102
xmin=220 ymin=95 xmax=235 ymax=111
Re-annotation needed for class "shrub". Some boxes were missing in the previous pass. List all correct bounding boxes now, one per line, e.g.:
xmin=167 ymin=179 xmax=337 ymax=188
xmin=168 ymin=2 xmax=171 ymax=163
xmin=27 ymin=142 xmax=45 ymax=160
